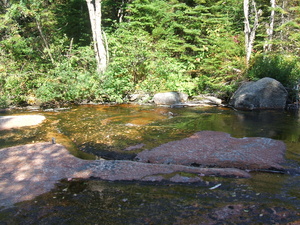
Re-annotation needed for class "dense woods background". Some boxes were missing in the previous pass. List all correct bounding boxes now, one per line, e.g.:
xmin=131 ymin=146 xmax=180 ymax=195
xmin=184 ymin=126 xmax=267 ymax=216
xmin=0 ymin=0 xmax=299 ymax=107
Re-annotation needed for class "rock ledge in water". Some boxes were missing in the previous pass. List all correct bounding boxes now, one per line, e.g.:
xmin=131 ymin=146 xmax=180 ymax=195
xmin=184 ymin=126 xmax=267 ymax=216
xmin=0 ymin=115 xmax=45 ymax=130
xmin=135 ymin=131 xmax=286 ymax=170
xmin=0 ymin=142 xmax=250 ymax=208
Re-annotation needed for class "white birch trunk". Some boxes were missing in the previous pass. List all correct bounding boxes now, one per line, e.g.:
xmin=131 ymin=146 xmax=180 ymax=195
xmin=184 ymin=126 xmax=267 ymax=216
xmin=244 ymin=0 xmax=251 ymax=64
xmin=264 ymin=0 xmax=276 ymax=52
xmin=117 ymin=0 xmax=126 ymax=23
xmin=279 ymin=0 xmax=287 ymax=51
xmin=86 ymin=0 xmax=108 ymax=73
xmin=244 ymin=0 xmax=261 ymax=65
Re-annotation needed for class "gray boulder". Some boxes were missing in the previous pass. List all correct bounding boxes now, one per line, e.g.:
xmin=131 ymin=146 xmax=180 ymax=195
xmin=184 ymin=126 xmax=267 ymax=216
xmin=153 ymin=91 xmax=188 ymax=105
xmin=229 ymin=77 xmax=288 ymax=110
xmin=129 ymin=93 xmax=151 ymax=103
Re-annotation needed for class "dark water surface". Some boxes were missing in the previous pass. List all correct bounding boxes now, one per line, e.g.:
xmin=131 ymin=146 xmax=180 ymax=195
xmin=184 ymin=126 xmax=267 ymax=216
xmin=0 ymin=104 xmax=300 ymax=224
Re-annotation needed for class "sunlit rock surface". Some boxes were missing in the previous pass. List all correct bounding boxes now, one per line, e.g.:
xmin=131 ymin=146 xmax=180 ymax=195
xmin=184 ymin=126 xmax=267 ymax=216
xmin=0 ymin=115 xmax=45 ymax=130
xmin=0 ymin=130 xmax=286 ymax=208
xmin=135 ymin=131 xmax=286 ymax=170
xmin=153 ymin=91 xmax=188 ymax=105
xmin=0 ymin=142 xmax=250 ymax=208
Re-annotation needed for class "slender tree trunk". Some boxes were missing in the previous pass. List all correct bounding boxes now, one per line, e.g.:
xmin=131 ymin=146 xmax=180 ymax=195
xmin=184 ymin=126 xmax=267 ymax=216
xmin=36 ymin=19 xmax=55 ymax=64
xmin=244 ymin=0 xmax=261 ymax=65
xmin=264 ymin=0 xmax=276 ymax=52
xmin=117 ymin=0 xmax=126 ymax=23
xmin=279 ymin=0 xmax=287 ymax=52
xmin=86 ymin=0 xmax=108 ymax=73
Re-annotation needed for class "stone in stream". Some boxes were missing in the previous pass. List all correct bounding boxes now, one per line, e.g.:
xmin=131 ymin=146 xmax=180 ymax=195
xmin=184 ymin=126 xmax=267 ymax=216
xmin=229 ymin=77 xmax=288 ymax=110
xmin=0 ymin=115 xmax=46 ymax=130
xmin=135 ymin=131 xmax=286 ymax=170
xmin=153 ymin=91 xmax=188 ymax=105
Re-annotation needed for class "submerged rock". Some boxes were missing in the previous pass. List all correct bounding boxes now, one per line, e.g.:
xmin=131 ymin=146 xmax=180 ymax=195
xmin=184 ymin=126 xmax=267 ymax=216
xmin=0 ymin=115 xmax=45 ymax=130
xmin=192 ymin=94 xmax=223 ymax=106
xmin=0 ymin=142 xmax=250 ymax=208
xmin=135 ymin=131 xmax=286 ymax=170
xmin=229 ymin=77 xmax=288 ymax=110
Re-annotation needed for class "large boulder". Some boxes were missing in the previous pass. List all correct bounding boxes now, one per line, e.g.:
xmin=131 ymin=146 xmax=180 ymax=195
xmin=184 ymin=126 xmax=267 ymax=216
xmin=229 ymin=77 xmax=288 ymax=110
xmin=135 ymin=131 xmax=286 ymax=170
xmin=153 ymin=91 xmax=188 ymax=105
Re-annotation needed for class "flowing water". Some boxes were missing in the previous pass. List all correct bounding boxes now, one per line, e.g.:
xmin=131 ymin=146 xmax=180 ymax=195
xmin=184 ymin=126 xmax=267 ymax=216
xmin=0 ymin=104 xmax=300 ymax=224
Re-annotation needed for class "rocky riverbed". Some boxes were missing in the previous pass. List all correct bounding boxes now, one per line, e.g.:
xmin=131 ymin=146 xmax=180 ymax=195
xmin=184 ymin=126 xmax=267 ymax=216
xmin=0 ymin=130 xmax=287 ymax=209
xmin=0 ymin=105 xmax=299 ymax=224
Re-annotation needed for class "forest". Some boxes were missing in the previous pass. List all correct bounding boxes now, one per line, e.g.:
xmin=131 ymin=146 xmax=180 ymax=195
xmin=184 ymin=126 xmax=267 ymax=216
xmin=0 ymin=0 xmax=299 ymax=107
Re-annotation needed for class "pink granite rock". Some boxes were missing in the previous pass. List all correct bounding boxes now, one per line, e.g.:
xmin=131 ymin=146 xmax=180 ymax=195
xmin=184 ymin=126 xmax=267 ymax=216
xmin=135 ymin=131 xmax=286 ymax=170
xmin=0 ymin=142 xmax=250 ymax=208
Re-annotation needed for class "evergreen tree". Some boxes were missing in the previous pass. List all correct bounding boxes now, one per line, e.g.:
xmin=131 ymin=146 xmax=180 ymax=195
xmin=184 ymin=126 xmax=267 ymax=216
xmin=110 ymin=0 xmax=245 ymax=96
xmin=0 ymin=0 xmax=299 ymax=106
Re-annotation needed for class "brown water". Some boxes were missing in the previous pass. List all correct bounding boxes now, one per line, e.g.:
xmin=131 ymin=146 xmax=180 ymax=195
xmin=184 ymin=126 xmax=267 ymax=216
xmin=0 ymin=104 xmax=300 ymax=224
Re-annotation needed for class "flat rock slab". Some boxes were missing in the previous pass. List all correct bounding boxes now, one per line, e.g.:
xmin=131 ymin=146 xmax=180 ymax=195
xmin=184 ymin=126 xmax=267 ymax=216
xmin=0 ymin=143 xmax=250 ymax=208
xmin=0 ymin=115 xmax=46 ymax=130
xmin=135 ymin=131 xmax=286 ymax=170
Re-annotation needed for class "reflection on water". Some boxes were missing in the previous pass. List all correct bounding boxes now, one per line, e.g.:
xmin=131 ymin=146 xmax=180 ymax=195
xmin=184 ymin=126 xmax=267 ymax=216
xmin=1 ymin=178 xmax=299 ymax=224
xmin=1 ymin=105 xmax=300 ymax=163
xmin=0 ymin=104 xmax=300 ymax=223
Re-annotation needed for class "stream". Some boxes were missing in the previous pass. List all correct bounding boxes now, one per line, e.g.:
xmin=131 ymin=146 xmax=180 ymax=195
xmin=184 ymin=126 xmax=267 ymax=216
xmin=0 ymin=104 xmax=300 ymax=224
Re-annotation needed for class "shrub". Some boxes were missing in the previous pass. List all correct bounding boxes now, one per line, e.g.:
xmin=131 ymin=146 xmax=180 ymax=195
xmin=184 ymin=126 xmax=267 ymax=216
xmin=245 ymin=54 xmax=300 ymax=102
xmin=246 ymin=54 xmax=300 ymax=88
xmin=0 ymin=96 xmax=8 ymax=108
xmin=100 ymin=67 xmax=135 ymax=103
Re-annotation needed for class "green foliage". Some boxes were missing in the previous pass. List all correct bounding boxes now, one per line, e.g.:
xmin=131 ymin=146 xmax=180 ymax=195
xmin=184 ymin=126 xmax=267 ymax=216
xmin=100 ymin=68 xmax=134 ymax=103
xmin=0 ymin=41 xmax=101 ymax=106
xmin=106 ymin=0 xmax=245 ymax=98
xmin=271 ymin=2 xmax=300 ymax=54
xmin=0 ymin=97 xmax=8 ymax=108
xmin=1 ymin=0 xmax=299 ymax=106
xmin=0 ymin=1 xmax=103 ymax=106
xmin=137 ymin=58 xmax=196 ymax=95
xmin=54 ymin=0 xmax=91 ymax=46
xmin=107 ymin=26 xmax=198 ymax=96
xmin=245 ymin=53 xmax=300 ymax=103
xmin=246 ymin=54 xmax=300 ymax=88
xmin=35 ymin=46 xmax=100 ymax=103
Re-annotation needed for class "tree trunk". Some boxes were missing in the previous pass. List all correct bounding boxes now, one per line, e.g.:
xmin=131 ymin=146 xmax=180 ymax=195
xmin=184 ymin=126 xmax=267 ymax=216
xmin=264 ymin=0 xmax=276 ymax=52
xmin=279 ymin=0 xmax=288 ymax=52
xmin=117 ymin=0 xmax=126 ymax=23
xmin=244 ymin=0 xmax=261 ymax=65
xmin=86 ymin=0 xmax=108 ymax=73
xmin=36 ymin=19 xmax=55 ymax=64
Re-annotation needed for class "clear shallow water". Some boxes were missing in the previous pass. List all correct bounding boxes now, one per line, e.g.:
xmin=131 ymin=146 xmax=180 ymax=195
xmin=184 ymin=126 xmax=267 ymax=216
xmin=0 ymin=104 xmax=300 ymax=224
